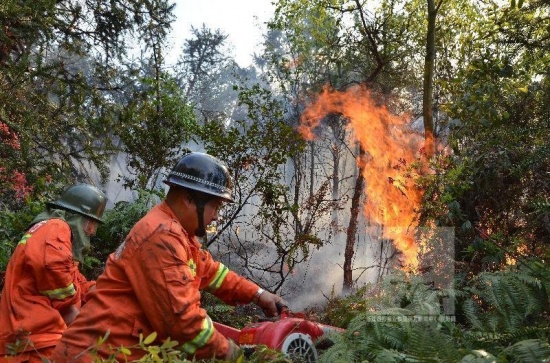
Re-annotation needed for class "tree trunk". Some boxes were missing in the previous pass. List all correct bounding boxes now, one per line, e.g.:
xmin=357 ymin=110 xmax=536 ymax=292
xmin=423 ymin=0 xmax=439 ymax=157
xmin=343 ymin=146 xmax=366 ymax=292
xmin=331 ymin=140 xmax=340 ymax=237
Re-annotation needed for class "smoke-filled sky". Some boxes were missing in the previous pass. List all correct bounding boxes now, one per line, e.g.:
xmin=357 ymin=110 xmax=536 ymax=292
xmin=166 ymin=0 xmax=275 ymax=67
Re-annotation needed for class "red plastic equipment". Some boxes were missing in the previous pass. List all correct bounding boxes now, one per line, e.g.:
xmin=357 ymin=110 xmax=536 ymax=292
xmin=213 ymin=304 xmax=345 ymax=362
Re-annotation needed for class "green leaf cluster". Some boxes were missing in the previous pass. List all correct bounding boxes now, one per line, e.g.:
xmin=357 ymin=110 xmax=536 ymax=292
xmin=0 ymin=199 xmax=44 ymax=274
xmin=117 ymin=73 xmax=197 ymax=190
xmin=318 ymin=265 xmax=550 ymax=362
xmin=0 ymin=0 xmax=177 ymax=202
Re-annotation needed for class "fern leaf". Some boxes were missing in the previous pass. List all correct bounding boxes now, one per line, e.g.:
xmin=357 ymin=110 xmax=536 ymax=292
xmin=501 ymin=339 xmax=550 ymax=362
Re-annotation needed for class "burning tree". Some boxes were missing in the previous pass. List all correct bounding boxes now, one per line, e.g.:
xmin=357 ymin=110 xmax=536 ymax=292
xmin=299 ymin=85 xmax=430 ymax=289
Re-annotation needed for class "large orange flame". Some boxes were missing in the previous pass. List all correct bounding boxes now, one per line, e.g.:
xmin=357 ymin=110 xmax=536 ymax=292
xmin=299 ymin=85 xmax=426 ymax=269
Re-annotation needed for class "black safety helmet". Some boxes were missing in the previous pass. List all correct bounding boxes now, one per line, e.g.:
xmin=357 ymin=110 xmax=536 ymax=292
xmin=164 ymin=152 xmax=233 ymax=237
xmin=47 ymin=184 xmax=107 ymax=223
xmin=163 ymin=152 xmax=234 ymax=202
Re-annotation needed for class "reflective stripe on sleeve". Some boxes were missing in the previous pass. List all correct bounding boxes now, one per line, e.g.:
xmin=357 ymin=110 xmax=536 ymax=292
xmin=208 ymin=263 xmax=229 ymax=291
xmin=181 ymin=316 xmax=215 ymax=355
xmin=17 ymin=233 xmax=32 ymax=245
xmin=39 ymin=283 xmax=76 ymax=300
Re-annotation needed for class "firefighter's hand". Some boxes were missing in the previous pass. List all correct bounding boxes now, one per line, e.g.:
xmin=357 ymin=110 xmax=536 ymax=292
xmin=256 ymin=290 xmax=285 ymax=317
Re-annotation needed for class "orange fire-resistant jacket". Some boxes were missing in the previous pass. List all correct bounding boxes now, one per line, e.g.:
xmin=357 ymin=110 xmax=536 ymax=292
xmin=0 ymin=219 xmax=95 ymax=357
xmin=51 ymin=201 xmax=259 ymax=362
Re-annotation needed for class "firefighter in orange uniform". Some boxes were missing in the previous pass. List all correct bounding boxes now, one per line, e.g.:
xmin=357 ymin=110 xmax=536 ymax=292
xmin=51 ymin=152 xmax=284 ymax=362
xmin=0 ymin=184 xmax=107 ymax=363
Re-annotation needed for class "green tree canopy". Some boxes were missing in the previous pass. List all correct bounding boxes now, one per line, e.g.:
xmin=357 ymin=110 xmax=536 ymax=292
xmin=0 ymin=0 xmax=175 ymax=204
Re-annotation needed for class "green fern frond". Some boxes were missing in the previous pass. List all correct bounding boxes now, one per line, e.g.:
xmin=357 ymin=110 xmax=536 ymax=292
xmin=372 ymin=349 xmax=412 ymax=363
xmin=373 ymin=322 xmax=407 ymax=350
xmin=318 ymin=342 xmax=357 ymax=363
xmin=463 ymin=299 xmax=484 ymax=331
xmin=463 ymin=269 xmax=546 ymax=334
xmin=500 ymin=339 xmax=550 ymax=363
xmin=505 ymin=324 xmax=550 ymax=344
xmin=405 ymin=323 xmax=461 ymax=362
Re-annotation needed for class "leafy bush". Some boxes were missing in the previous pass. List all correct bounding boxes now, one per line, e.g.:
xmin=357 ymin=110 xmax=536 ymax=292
xmin=318 ymin=265 xmax=550 ymax=363
xmin=318 ymin=271 xmax=451 ymax=329
xmin=313 ymin=285 xmax=373 ymax=329
xmin=56 ymin=330 xmax=289 ymax=363
xmin=461 ymin=266 xmax=548 ymax=336
xmin=201 ymin=291 xmax=256 ymax=330
xmin=0 ymin=200 xmax=44 ymax=276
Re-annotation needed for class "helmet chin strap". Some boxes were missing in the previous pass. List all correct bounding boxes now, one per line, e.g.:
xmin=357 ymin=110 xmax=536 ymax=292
xmin=192 ymin=196 xmax=209 ymax=237
xmin=195 ymin=203 xmax=207 ymax=237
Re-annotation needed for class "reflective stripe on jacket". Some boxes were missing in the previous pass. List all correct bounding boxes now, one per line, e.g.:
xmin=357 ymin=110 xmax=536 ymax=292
xmin=0 ymin=219 xmax=95 ymax=356
xmin=52 ymin=201 xmax=259 ymax=362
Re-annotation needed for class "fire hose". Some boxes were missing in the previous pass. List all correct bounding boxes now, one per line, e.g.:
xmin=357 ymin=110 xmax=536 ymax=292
xmin=213 ymin=302 xmax=345 ymax=362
